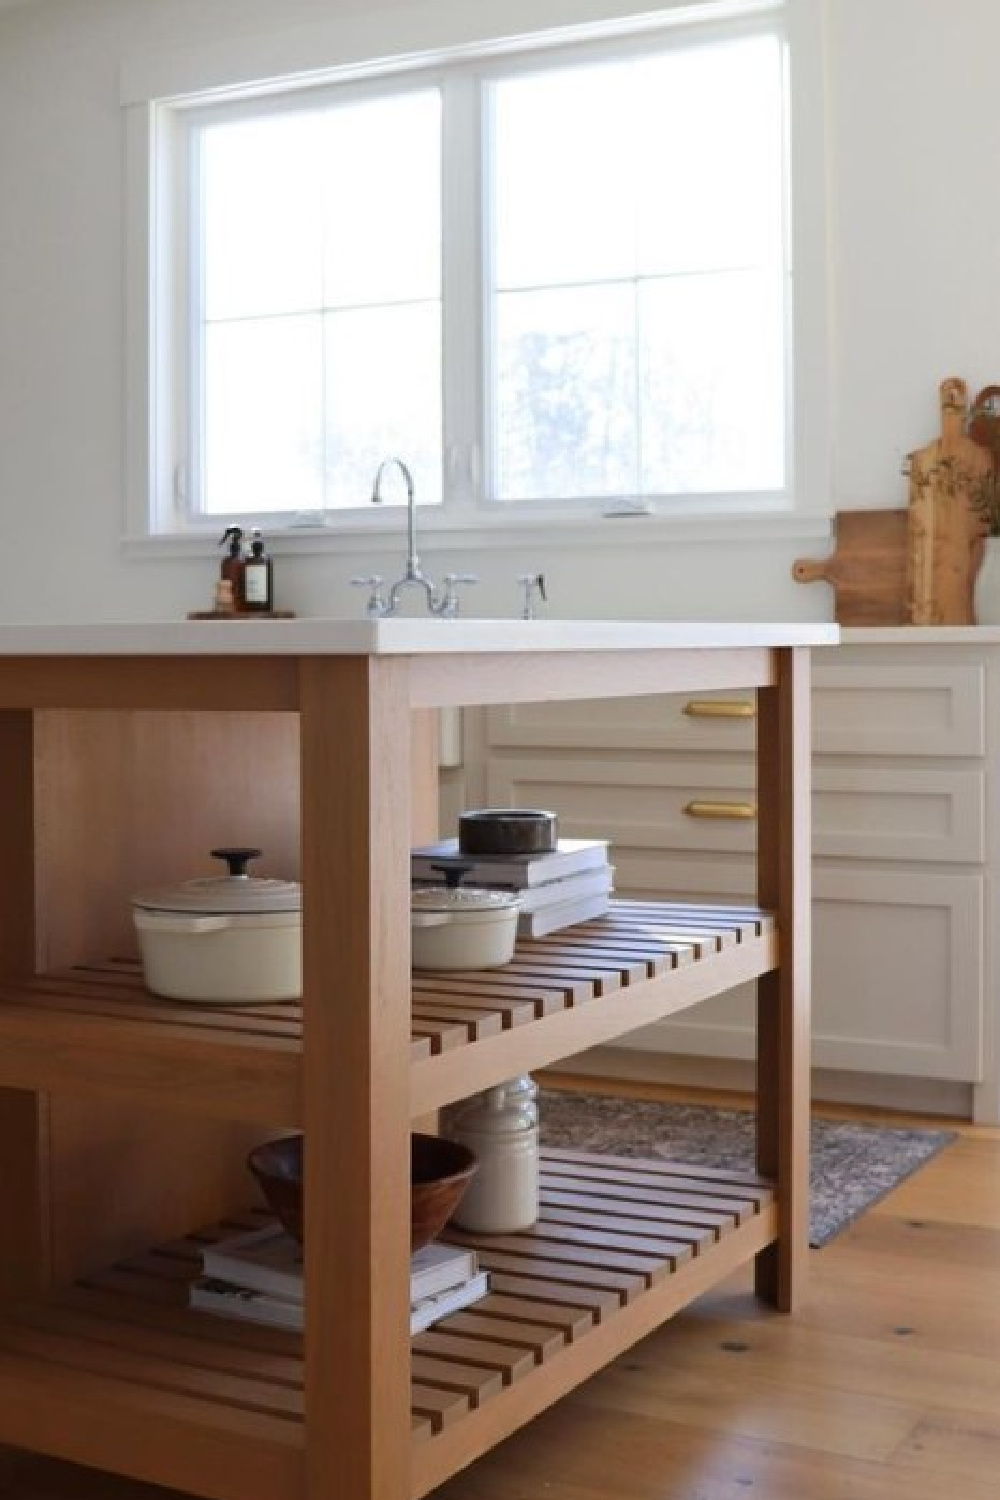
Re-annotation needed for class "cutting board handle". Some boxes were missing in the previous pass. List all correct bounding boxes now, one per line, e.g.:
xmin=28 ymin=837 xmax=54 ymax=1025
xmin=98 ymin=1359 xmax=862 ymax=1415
xmin=940 ymin=376 xmax=969 ymax=452
xmin=791 ymin=558 xmax=827 ymax=583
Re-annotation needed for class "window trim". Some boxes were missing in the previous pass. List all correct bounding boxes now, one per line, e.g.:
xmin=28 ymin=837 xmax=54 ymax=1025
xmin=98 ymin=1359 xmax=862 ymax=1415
xmin=123 ymin=0 xmax=828 ymax=546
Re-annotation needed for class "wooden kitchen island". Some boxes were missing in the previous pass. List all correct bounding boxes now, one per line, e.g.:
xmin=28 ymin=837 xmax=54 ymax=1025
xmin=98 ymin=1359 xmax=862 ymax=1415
xmin=0 ymin=618 xmax=835 ymax=1500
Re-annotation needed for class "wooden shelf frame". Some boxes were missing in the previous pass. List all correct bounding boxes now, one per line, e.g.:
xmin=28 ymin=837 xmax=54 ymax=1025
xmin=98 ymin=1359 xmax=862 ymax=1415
xmin=0 ymin=637 xmax=813 ymax=1500
xmin=0 ymin=1150 xmax=775 ymax=1500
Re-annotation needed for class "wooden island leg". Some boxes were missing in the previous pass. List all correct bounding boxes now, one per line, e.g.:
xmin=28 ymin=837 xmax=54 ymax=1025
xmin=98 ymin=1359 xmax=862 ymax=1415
xmin=299 ymin=657 xmax=414 ymax=1500
xmin=0 ymin=710 xmax=49 ymax=1303
xmin=755 ymin=645 xmax=811 ymax=1312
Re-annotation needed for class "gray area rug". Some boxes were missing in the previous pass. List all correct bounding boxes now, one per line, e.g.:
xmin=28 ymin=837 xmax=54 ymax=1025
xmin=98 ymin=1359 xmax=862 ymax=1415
xmin=538 ymin=1091 xmax=958 ymax=1247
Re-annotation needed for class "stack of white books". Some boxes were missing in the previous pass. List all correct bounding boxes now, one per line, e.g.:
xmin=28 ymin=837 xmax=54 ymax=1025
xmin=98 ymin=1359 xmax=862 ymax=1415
xmin=190 ymin=1226 xmax=488 ymax=1335
xmin=411 ymin=836 xmax=613 ymax=938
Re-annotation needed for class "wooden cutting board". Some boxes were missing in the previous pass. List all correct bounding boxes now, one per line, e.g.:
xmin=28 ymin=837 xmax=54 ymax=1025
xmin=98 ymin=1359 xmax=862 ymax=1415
xmin=792 ymin=509 xmax=909 ymax=625
xmin=906 ymin=377 xmax=989 ymax=625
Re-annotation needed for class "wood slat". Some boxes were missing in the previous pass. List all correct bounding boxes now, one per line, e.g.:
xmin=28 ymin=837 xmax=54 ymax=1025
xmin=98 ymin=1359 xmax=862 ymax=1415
xmin=539 ymin=1178 xmax=759 ymax=1227
xmin=540 ymin=1187 xmax=732 ymax=1237
xmin=411 ymin=1330 xmax=536 ymax=1384
xmin=409 ymin=1354 xmax=503 ymax=1407
xmin=410 ymin=1383 xmax=469 ymax=1431
xmin=465 ymin=1249 xmax=644 ymax=1305
xmin=483 ymin=1272 xmax=617 ymax=1324
xmin=474 ymin=1293 xmax=594 ymax=1343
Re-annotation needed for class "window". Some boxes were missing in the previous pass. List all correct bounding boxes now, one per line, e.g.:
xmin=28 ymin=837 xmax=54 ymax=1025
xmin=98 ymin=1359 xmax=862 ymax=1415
xmin=489 ymin=38 xmax=785 ymax=503
xmin=130 ymin=0 xmax=823 ymax=538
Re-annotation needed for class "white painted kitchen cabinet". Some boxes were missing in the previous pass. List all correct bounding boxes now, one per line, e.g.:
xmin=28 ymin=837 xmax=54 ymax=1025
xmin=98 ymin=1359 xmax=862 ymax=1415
xmin=477 ymin=634 xmax=999 ymax=1119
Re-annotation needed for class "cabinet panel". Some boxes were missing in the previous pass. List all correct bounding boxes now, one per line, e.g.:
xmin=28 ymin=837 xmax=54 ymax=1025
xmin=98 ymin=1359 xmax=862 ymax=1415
xmin=487 ymin=691 xmax=756 ymax=754
xmin=810 ymin=867 xmax=983 ymax=1080
xmin=813 ymin=766 xmax=985 ymax=862
xmin=485 ymin=755 xmax=756 ymax=856
xmin=813 ymin=663 xmax=984 ymax=757
xmin=617 ymin=865 xmax=984 ymax=1084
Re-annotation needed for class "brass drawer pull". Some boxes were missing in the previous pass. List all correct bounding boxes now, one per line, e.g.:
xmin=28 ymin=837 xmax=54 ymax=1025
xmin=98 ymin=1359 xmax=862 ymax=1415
xmin=683 ymin=800 xmax=757 ymax=821
xmin=683 ymin=700 xmax=756 ymax=719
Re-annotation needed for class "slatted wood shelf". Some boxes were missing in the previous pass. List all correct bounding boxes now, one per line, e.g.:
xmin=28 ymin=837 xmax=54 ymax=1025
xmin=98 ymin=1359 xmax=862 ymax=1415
xmin=0 ymin=1150 xmax=775 ymax=1500
xmin=0 ymin=902 xmax=776 ymax=1122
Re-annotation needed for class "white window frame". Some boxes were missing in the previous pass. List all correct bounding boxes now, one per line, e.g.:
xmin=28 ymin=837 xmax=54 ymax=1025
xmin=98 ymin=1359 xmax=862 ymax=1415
xmin=122 ymin=0 xmax=829 ymax=555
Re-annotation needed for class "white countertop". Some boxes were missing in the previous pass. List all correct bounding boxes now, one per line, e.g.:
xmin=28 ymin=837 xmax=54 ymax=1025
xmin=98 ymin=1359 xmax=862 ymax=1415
xmin=0 ymin=619 xmax=840 ymax=656
xmin=839 ymin=627 xmax=1000 ymax=645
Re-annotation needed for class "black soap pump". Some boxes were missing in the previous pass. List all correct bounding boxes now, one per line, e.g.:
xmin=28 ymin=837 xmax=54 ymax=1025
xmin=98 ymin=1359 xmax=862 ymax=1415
xmin=218 ymin=526 xmax=246 ymax=612
xmin=243 ymin=528 xmax=274 ymax=613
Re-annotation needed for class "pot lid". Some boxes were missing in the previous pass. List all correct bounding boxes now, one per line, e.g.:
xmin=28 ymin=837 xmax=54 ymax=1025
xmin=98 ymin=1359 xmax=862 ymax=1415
xmin=411 ymin=883 xmax=521 ymax=915
xmin=132 ymin=847 xmax=301 ymax=915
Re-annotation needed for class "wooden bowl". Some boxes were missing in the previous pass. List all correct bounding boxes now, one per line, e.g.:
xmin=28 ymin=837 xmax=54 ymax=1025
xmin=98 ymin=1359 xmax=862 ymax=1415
xmin=410 ymin=1133 xmax=478 ymax=1251
xmin=247 ymin=1132 xmax=478 ymax=1251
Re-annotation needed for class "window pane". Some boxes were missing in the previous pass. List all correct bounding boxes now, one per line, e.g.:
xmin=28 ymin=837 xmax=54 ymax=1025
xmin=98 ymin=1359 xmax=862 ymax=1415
xmin=492 ymin=67 xmax=636 ymax=290
xmin=324 ymin=302 xmax=442 ymax=507
xmin=640 ymin=269 xmax=784 ymax=493
xmin=489 ymin=34 xmax=786 ymax=502
xmin=637 ymin=37 xmax=784 ymax=275
xmin=323 ymin=91 xmax=441 ymax=307
xmin=204 ymin=317 xmax=323 ymax=514
xmin=495 ymin=285 xmax=636 ymax=500
xmin=197 ymin=87 xmax=442 ymax=516
xmin=203 ymin=113 xmax=325 ymax=322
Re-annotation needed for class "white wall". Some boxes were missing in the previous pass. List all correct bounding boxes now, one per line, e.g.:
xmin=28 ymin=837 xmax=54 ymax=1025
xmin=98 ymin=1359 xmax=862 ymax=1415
xmin=0 ymin=0 xmax=997 ymax=624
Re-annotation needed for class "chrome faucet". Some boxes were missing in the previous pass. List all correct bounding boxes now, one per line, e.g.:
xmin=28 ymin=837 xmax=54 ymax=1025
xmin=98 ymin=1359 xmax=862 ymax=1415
xmin=352 ymin=457 xmax=478 ymax=617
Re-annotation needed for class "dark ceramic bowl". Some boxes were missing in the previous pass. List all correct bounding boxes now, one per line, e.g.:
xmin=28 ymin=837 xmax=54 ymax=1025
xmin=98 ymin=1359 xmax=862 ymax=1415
xmin=459 ymin=808 xmax=558 ymax=857
xmin=247 ymin=1132 xmax=478 ymax=1252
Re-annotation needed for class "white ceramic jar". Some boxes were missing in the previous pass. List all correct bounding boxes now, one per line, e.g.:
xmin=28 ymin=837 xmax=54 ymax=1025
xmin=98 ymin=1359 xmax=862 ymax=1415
xmin=132 ymin=847 xmax=301 ymax=1005
xmin=411 ymin=882 xmax=521 ymax=970
xmin=447 ymin=1082 xmax=539 ymax=1233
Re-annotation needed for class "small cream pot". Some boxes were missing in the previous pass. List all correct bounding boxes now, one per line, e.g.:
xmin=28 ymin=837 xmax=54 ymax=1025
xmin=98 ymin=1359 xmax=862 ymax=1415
xmin=132 ymin=847 xmax=301 ymax=1005
xmin=411 ymin=882 xmax=521 ymax=971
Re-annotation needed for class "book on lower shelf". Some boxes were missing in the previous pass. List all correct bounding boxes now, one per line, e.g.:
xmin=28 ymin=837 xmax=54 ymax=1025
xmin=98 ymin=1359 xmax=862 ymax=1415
xmin=201 ymin=1225 xmax=478 ymax=1304
xmin=410 ymin=837 xmax=609 ymax=887
xmin=190 ymin=1269 xmax=491 ymax=1336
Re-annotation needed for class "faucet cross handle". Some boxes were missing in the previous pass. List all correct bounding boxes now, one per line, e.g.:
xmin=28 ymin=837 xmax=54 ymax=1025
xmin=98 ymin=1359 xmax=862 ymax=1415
xmin=436 ymin=573 xmax=480 ymax=618
xmin=351 ymin=575 xmax=391 ymax=617
xmin=517 ymin=572 xmax=547 ymax=620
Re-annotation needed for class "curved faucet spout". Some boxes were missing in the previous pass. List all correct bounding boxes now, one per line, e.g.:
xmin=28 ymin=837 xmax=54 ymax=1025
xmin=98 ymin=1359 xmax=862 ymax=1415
xmin=372 ymin=457 xmax=419 ymax=580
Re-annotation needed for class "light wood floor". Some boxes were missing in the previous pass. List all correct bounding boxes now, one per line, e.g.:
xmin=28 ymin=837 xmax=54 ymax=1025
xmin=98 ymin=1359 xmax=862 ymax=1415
xmin=2 ymin=1075 xmax=999 ymax=1500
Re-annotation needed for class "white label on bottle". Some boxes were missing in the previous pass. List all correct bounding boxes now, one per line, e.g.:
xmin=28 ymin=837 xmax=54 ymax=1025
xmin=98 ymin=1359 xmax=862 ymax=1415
xmin=244 ymin=564 xmax=269 ymax=604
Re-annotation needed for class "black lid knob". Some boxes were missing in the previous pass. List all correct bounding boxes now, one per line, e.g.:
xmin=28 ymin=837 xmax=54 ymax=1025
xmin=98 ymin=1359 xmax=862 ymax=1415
xmin=210 ymin=846 xmax=262 ymax=878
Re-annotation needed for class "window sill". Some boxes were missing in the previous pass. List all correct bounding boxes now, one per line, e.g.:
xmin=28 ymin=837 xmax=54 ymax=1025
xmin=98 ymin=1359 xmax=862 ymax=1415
xmin=122 ymin=509 xmax=834 ymax=561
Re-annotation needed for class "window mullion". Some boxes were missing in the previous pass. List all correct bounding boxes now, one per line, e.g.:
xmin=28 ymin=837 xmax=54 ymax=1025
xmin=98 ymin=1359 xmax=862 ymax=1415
xmin=441 ymin=71 xmax=484 ymax=514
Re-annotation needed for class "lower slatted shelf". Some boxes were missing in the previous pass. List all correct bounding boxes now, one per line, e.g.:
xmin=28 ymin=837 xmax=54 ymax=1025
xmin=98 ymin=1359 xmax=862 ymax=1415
xmin=0 ymin=1151 xmax=775 ymax=1500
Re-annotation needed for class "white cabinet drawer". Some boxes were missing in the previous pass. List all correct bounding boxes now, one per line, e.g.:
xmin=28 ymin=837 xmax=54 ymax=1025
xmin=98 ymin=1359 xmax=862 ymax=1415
xmin=486 ymin=690 xmax=757 ymax=754
xmin=814 ymin=766 xmax=985 ymax=862
xmin=485 ymin=755 xmax=757 ymax=856
xmin=813 ymin=663 xmax=985 ymax=757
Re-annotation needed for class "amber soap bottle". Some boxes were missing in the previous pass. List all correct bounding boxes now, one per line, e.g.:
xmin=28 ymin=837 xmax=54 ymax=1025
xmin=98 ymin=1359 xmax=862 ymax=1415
xmin=243 ymin=528 xmax=274 ymax=613
xmin=218 ymin=526 xmax=246 ymax=612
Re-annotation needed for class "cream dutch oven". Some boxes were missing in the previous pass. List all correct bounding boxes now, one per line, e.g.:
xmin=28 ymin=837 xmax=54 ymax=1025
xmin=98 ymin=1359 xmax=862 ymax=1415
xmin=132 ymin=846 xmax=301 ymax=1004
xmin=411 ymin=863 xmax=521 ymax=971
